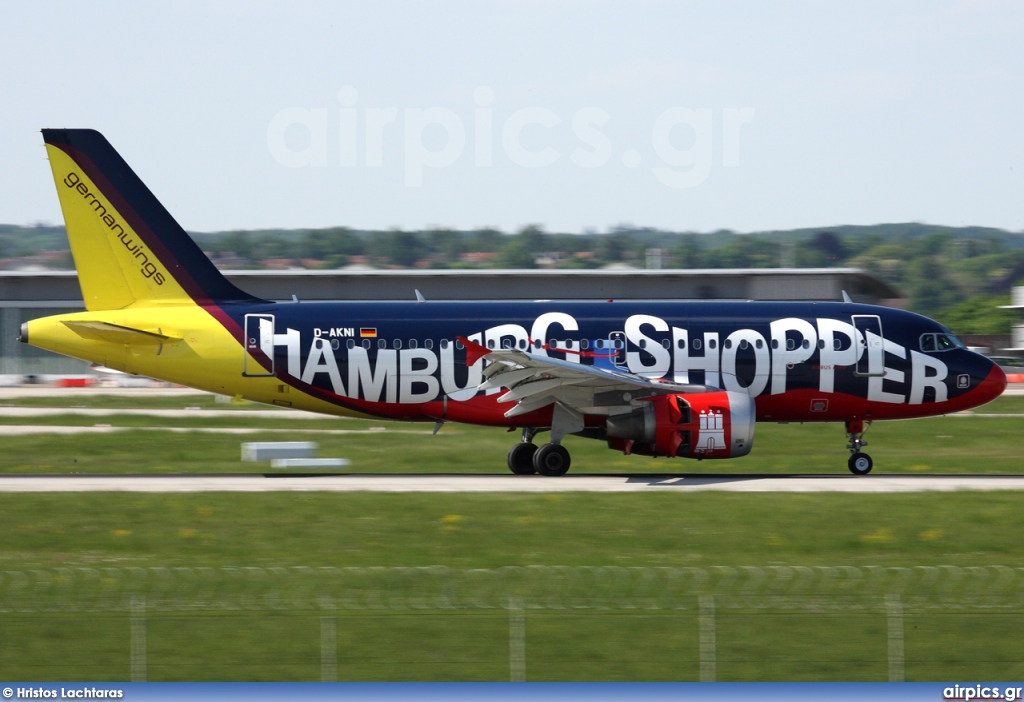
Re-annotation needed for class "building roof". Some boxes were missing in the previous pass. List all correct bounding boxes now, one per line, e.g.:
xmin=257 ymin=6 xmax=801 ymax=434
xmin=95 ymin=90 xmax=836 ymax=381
xmin=0 ymin=268 xmax=901 ymax=306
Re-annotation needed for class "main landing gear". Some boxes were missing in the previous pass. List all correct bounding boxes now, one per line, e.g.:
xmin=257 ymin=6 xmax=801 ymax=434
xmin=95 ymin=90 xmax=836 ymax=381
xmin=506 ymin=427 xmax=572 ymax=476
xmin=845 ymin=420 xmax=873 ymax=475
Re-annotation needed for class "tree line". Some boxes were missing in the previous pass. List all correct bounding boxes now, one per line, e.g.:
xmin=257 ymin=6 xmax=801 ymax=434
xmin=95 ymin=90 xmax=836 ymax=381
xmin=4 ymin=221 xmax=1023 ymax=335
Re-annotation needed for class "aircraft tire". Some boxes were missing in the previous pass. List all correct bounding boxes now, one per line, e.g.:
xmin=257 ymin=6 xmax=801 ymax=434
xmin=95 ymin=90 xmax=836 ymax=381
xmin=848 ymin=452 xmax=873 ymax=475
xmin=507 ymin=443 xmax=538 ymax=474
xmin=534 ymin=443 xmax=571 ymax=476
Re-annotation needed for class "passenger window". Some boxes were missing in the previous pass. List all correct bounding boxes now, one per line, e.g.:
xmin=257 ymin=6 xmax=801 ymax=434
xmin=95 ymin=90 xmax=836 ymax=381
xmin=677 ymin=339 xmax=686 ymax=350
xmin=786 ymin=339 xmax=796 ymax=351
xmin=596 ymin=339 xmax=605 ymax=349
xmin=802 ymin=340 xmax=810 ymax=349
xmin=817 ymin=339 xmax=825 ymax=350
xmin=756 ymin=339 xmax=764 ymax=350
xmin=378 ymin=339 xmax=386 ymax=349
xmin=581 ymin=339 xmax=590 ymax=350
xmin=409 ymin=339 xmax=418 ymax=349
xmin=440 ymin=339 xmax=449 ymax=349
xmin=346 ymin=339 xmax=354 ymax=349
xmin=738 ymin=339 xmax=747 ymax=350
xmin=362 ymin=339 xmax=371 ymax=349
xmin=486 ymin=339 xmax=495 ymax=349
xmin=456 ymin=339 xmax=465 ymax=350
xmin=424 ymin=339 xmax=433 ymax=350
xmin=708 ymin=338 xmax=716 ymax=350
xmin=694 ymin=339 xmax=702 ymax=351
xmin=724 ymin=339 xmax=733 ymax=350
xmin=331 ymin=339 xmax=340 ymax=350
xmin=502 ymin=339 xmax=512 ymax=349
xmin=661 ymin=339 xmax=670 ymax=349
xmin=639 ymin=339 xmax=647 ymax=349
xmin=393 ymin=339 xmax=402 ymax=349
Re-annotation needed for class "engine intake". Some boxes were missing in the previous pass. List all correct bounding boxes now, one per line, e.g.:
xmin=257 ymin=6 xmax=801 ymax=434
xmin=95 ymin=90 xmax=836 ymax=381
xmin=606 ymin=391 xmax=755 ymax=459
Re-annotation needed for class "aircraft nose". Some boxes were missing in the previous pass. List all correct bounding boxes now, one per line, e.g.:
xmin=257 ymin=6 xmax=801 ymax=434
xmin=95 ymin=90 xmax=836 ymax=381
xmin=977 ymin=359 xmax=1008 ymax=403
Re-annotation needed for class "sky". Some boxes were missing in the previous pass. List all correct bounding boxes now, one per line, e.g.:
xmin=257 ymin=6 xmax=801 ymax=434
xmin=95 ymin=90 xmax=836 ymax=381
xmin=1 ymin=1 xmax=1022 ymax=235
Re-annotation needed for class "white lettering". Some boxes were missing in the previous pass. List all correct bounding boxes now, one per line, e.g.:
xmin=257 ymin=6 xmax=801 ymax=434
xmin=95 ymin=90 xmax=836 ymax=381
xmin=441 ymin=339 xmax=481 ymax=401
xmin=866 ymin=333 xmax=906 ymax=404
xmin=300 ymin=338 xmax=345 ymax=395
xmin=274 ymin=328 xmax=302 ymax=379
xmin=770 ymin=318 xmax=817 ymax=395
xmin=399 ymin=348 xmax=440 ymax=403
xmin=672 ymin=328 xmax=720 ymax=387
xmin=909 ymin=350 xmax=948 ymax=404
xmin=721 ymin=329 xmax=769 ymax=396
xmin=816 ymin=318 xmax=861 ymax=393
xmin=347 ymin=346 xmax=396 ymax=403
xmin=484 ymin=323 xmax=530 ymax=353
xmin=530 ymin=313 xmax=580 ymax=363
xmin=625 ymin=314 xmax=670 ymax=377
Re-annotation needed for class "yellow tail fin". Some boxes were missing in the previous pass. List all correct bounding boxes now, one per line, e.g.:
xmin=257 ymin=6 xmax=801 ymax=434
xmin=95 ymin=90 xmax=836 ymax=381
xmin=43 ymin=129 xmax=257 ymax=310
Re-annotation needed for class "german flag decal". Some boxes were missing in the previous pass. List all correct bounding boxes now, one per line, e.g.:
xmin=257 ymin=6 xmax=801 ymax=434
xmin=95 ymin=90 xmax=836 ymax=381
xmin=359 ymin=327 xmax=377 ymax=338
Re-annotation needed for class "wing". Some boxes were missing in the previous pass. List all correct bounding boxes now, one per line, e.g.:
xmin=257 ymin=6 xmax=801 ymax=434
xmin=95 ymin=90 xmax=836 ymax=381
xmin=458 ymin=336 xmax=717 ymax=419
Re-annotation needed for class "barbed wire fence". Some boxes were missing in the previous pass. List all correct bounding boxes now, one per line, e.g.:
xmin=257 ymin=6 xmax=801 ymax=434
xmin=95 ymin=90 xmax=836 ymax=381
xmin=3 ymin=565 xmax=1023 ymax=681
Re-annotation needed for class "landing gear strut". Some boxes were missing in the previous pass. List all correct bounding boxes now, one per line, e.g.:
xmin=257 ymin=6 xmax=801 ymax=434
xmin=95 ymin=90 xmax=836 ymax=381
xmin=845 ymin=420 xmax=873 ymax=475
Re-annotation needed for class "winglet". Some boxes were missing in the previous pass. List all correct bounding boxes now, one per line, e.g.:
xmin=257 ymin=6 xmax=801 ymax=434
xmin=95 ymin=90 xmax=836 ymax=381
xmin=842 ymin=290 xmax=853 ymax=303
xmin=458 ymin=336 xmax=490 ymax=366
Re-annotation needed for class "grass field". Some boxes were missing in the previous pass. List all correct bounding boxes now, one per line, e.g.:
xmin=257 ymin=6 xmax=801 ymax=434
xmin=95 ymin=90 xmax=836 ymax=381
xmin=0 ymin=392 xmax=1021 ymax=474
xmin=0 ymin=390 xmax=1022 ymax=680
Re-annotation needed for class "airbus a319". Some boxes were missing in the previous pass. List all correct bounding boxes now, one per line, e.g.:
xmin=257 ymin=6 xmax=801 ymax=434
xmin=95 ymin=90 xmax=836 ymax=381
xmin=21 ymin=130 xmax=1007 ymax=475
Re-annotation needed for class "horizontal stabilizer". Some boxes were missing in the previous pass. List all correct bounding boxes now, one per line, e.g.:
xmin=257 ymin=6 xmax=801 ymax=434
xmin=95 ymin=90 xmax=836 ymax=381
xmin=62 ymin=321 xmax=180 ymax=346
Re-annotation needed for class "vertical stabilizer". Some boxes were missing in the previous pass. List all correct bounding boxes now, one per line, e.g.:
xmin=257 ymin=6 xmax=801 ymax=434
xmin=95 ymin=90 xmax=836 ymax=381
xmin=42 ymin=129 xmax=259 ymax=311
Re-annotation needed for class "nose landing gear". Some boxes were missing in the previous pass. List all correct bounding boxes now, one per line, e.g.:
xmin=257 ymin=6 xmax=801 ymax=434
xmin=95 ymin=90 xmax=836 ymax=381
xmin=846 ymin=420 xmax=873 ymax=475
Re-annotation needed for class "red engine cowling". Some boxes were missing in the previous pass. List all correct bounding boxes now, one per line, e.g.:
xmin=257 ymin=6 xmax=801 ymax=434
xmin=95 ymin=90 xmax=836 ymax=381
xmin=605 ymin=391 xmax=755 ymax=459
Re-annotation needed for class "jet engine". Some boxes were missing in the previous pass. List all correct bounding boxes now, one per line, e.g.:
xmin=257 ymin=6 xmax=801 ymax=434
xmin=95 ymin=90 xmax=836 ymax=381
xmin=605 ymin=391 xmax=755 ymax=459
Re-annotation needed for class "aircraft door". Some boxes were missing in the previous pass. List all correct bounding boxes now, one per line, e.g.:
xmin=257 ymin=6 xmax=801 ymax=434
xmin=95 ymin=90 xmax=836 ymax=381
xmin=244 ymin=314 xmax=275 ymax=376
xmin=609 ymin=331 xmax=627 ymax=368
xmin=852 ymin=314 xmax=885 ymax=377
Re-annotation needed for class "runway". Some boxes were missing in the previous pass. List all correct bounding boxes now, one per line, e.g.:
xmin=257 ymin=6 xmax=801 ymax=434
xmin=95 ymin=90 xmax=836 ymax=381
xmin=1 ymin=473 xmax=1023 ymax=493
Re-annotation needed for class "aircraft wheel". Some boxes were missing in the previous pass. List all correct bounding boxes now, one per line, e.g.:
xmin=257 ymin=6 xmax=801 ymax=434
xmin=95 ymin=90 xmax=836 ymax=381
xmin=507 ymin=443 xmax=538 ymax=475
xmin=533 ymin=443 xmax=571 ymax=476
xmin=848 ymin=452 xmax=873 ymax=475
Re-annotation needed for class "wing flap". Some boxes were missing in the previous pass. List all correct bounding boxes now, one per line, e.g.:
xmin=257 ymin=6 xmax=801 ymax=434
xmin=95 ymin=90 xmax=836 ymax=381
xmin=458 ymin=334 xmax=721 ymax=420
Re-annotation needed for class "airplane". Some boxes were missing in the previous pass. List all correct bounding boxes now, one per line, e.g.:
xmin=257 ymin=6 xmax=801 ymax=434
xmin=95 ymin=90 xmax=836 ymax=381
xmin=20 ymin=129 xmax=1007 ymax=476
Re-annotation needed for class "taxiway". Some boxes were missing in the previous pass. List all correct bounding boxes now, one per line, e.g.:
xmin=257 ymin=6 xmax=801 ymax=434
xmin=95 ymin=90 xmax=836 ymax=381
xmin=0 ymin=473 xmax=1022 ymax=493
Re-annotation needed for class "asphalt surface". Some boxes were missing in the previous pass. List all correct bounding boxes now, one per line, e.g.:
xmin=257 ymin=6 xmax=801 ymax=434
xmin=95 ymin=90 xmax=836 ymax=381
xmin=1 ymin=473 xmax=1023 ymax=493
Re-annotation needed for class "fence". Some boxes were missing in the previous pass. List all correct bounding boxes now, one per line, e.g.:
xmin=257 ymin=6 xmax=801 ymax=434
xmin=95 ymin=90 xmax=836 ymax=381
xmin=2 ymin=565 xmax=1022 ymax=681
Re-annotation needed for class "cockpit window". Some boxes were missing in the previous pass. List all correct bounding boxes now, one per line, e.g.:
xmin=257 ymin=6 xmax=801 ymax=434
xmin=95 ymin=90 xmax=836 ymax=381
xmin=920 ymin=332 xmax=965 ymax=352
